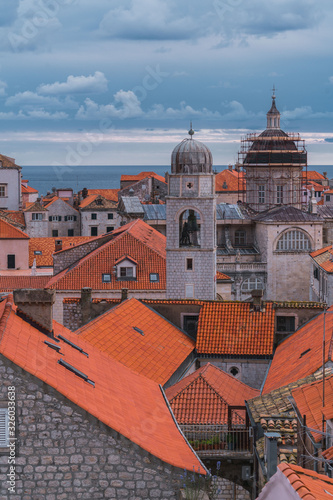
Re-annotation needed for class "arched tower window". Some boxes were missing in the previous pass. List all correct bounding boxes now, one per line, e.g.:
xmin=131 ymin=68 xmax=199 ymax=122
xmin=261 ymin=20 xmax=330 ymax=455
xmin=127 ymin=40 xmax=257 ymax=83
xmin=179 ymin=209 xmax=201 ymax=247
xmin=276 ymin=230 xmax=311 ymax=252
xmin=241 ymin=277 xmax=264 ymax=292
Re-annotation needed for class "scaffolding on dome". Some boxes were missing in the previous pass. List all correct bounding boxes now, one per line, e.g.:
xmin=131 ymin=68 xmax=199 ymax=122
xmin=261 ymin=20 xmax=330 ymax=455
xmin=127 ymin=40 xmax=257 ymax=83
xmin=236 ymin=131 xmax=308 ymax=212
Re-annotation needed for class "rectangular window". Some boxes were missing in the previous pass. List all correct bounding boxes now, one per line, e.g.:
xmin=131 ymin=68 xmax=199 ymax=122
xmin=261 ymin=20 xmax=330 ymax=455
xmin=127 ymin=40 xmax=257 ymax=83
xmin=314 ymin=267 xmax=319 ymax=280
xmin=276 ymin=316 xmax=296 ymax=333
xmin=34 ymin=250 xmax=42 ymax=255
xmin=120 ymin=267 xmax=133 ymax=277
xmin=0 ymin=184 xmax=7 ymax=197
xmin=65 ymin=215 xmax=76 ymax=221
xmin=91 ymin=213 xmax=97 ymax=220
xmin=326 ymin=195 xmax=331 ymax=202
xmin=277 ymin=185 xmax=284 ymax=204
xmin=0 ymin=408 xmax=9 ymax=448
xmin=52 ymin=230 xmax=58 ymax=237
xmin=183 ymin=315 xmax=199 ymax=336
xmin=108 ymin=213 xmax=114 ymax=220
xmin=150 ymin=273 xmax=159 ymax=282
xmin=185 ymin=284 xmax=194 ymax=298
xmin=67 ymin=229 xmax=74 ymax=237
xmin=7 ymin=255 xmax=15 ymax=269
xmin=106 ymin=227 xmax=114 ymax=233
xmin=32 ymin=213 xmax=44 ymax=221
xmin=235 ymin=230 xmax=246 ymax=246
xmin=186 ymin=258 xmax=193 ymax=271
xmin=102 ymin=273 xmax=111 ymax=283
xmin=90 ymin=226 xmax=98 ymax=236
xmin=258 ymin=185 xmax=265 ymax=204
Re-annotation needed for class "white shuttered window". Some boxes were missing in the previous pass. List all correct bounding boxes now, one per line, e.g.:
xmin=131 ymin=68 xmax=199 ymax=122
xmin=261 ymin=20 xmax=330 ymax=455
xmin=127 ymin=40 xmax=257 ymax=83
xmin=0 ymin=408 xmax=9 ymax=447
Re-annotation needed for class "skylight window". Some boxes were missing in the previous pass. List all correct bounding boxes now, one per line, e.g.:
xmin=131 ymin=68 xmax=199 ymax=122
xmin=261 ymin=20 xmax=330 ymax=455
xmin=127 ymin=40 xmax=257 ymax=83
xmin=58 ymin=359 xmax=94 ymax=386
xmin=44 ymin=341 xmax=61 ymax=353
xmin=300 ymin=348 xmax=311 ymax=358
xmin=57 ymin=335 xmax=89 ymax=357
xmin=34 ymin=250 xmax=42 ymax=255
xmin=149 ymin=273 xmax=159 ymax=282
xmin=133 ymin=326 xmax=144 ymax=336
xmin=102 ymin=273 xmax=111 ymax=283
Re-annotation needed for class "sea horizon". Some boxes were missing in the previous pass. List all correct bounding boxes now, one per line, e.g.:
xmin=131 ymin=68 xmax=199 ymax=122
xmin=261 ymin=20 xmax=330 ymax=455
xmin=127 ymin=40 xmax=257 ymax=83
xmin=21 ymin=164 xmax=333 ymax=197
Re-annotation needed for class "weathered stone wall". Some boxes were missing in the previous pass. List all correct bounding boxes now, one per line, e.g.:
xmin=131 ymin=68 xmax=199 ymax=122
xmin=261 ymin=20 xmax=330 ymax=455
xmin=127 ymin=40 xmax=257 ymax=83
xmin=80 ymin=209 xmax=121 ymax=237
xmin=215 ymin=477 xmax=250 ymax=500
xmin=63 ymin=299 xmax=120 ymax=331
xmin=46 ymin=198 xmax=80 ymax=238
xmin=0 ymin=354 xmax=184 ymax=499
xmin=199 ymin=358 xmax=270 ymax=390
xmin=53 ymin=233 xmax=114 ymax=275
xmin=119 ymin=177 xmax=167 ymax=203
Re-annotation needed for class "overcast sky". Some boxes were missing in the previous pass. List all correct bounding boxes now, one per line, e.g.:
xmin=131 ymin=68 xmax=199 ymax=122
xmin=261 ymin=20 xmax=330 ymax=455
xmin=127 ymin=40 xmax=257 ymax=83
xmin=1 ymin=0 xmax=333 ymax=166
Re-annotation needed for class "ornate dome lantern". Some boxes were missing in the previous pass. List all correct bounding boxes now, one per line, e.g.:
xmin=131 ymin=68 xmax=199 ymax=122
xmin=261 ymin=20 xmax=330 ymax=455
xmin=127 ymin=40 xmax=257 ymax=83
xmin=171 ymin=126 xmax=213 ymax=174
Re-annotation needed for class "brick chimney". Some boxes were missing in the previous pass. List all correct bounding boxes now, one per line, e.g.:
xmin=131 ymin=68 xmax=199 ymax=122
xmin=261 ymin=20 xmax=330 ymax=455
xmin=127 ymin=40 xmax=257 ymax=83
xmin=13 ymin=289 xmax=55 ymax=334
xmin=121 ymin=288 xmax=128 ymax=301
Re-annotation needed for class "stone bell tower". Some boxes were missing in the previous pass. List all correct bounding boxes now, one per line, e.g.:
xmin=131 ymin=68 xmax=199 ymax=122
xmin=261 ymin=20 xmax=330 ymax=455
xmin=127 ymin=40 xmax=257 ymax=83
xmin=166 ymin=127 xmax=217 ymax=300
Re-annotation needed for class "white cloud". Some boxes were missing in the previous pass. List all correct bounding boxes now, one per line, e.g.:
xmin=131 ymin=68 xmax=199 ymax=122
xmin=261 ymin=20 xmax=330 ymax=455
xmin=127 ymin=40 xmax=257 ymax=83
xmin=0 ymin=80 xmax=7 ymax=96
xmin=27 ymin=109 xmax=68 ymax=119
xmin=76 ymin=91 xmax=143 ymax=120
xmin=38 ymin=71 xmax=108 ymax=95
xmin=5 ymin=91 xmax=63 ymax=108
xmin=146 ymin=101 xmax=221 ymax=120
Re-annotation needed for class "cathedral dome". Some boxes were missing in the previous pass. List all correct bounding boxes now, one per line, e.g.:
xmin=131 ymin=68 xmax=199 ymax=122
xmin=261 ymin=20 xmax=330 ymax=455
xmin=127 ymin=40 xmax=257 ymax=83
xmin=171 ymin=128 xmax=213 ymax=174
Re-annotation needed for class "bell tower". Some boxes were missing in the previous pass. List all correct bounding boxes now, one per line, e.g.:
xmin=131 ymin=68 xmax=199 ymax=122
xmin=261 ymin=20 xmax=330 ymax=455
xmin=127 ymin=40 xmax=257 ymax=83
xmin=166 ymin=127 xmax=217 ymax=300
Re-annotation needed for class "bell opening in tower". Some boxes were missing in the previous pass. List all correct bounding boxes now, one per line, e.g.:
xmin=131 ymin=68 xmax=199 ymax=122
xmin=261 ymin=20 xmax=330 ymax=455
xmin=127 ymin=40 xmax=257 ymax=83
xmin=179 ymin=209 xmax=201 ymax=247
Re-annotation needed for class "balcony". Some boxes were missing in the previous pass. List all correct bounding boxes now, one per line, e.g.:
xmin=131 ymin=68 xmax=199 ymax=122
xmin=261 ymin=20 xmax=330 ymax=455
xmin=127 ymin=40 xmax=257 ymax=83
xmin=183 ymin=425 xmax=253 ymax=459
xmin=217 ymin=262 xmax=266 ymax=273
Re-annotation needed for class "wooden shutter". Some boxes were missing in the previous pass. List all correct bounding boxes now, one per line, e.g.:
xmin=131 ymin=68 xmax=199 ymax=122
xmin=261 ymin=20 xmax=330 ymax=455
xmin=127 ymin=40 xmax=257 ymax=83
xmin=58 ymin=216 xmax=62 ymax=221
xmin=74 ymin=216 xmax=77 ymax=221
xmin=64 ymin=216 xmax=67 ymax=221
xmin=0 ymin=408 xmax=8 ymax=447
xmin=49 ymin=216 xmax=52 ymax=221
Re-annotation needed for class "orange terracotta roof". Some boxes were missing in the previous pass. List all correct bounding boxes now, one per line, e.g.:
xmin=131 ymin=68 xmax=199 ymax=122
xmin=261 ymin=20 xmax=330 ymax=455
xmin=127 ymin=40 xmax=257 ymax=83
xmin=79 ymin=194 xmax=98 ymax=208
xmin=165 ymin=363 xmax=259 ymax=424
xmin=216 ymin=271 xmax=232 ymax=281
xmin=310 ymin=246 xmax=333 ymax=273
xmin=0 ymin=218 xmax=29 ymax=239
xmin=21 ymin=184 xmax=38 ymax=194
xmin=2 ymin=210 xmax=26 ymax=227
xmin=322 ymin=446 xmax=333 ymax=460
xmin=278 ymin=463 xmax=333 ymax=499
xmin=263 ymin=307 xmax=333 ymax=394
xmin=302 ymin=171 xmax=326 ymax=180
xmin=0 ymin=276 xmax=49 ymax=292
xmin=76 ymin=298 xmax=195 ymax=385
xmin=0 ymin=294 xmax=202 ymax=473
xmin=196 ymin=302 xmax=275 ymax=356
xmin=121 ymin=171 xmax=166 ymax=184
xmin=215 ymin=169 xmax=246 ymax=192
xmin=87 ymin=189 xmax=120 ymax=202
xmin=29 ymin=236 xmax=93 ymax=267
xmin=292 ymin=375 xmax=333 ymax=442
xmin=303 ymin=181 xmax=326 ymax=191
xmin=323 ymin=189 xmax=333 ymax=195
xmin=46 ymin=220 xmax=166 ymax=291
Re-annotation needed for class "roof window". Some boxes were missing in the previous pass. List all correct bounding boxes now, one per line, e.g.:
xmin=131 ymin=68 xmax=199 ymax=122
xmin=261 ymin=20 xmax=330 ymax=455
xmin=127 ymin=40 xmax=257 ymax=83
xmin=300 ymin=348 xmax=311 ymax=358
xmin=44 ymin=340 xmax=61 ymax=353
xmin=57 ymin=334 xmax=89 ymax=357
xmin=58 ymin=359 xmax=95 ymax=386
xmin=133 ymin=326 xmax=144 ymax=336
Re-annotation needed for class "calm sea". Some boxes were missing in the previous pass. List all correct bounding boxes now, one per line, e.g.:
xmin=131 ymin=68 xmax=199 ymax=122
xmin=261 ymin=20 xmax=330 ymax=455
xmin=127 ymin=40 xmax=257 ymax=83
xmin=21 ymin=164 xmax=333 ymax=196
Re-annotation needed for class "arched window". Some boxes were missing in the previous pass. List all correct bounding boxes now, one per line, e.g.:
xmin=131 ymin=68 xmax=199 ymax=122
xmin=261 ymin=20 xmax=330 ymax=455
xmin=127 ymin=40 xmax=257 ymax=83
xmin=276 ymin=230 xmax=311 ymax=252
xmin=241 ymin=277 xmax=264 ymax=292
xmin=179 ymin=209 xmax=201 ymax=247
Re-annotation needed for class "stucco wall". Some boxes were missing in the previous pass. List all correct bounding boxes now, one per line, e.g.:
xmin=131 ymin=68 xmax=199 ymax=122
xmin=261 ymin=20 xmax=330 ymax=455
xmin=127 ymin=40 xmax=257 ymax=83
xmin=0 ymin=239 xmax=29 ymax=270
xmin=0 ymin=167 xmax=21 ymax=210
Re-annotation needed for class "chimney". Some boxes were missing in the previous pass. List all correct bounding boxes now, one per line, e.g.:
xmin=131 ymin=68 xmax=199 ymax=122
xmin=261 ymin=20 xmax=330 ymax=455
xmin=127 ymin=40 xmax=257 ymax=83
xmin=13 ymin=289 xmax=55 ymax=334
xmin=81 ymin=287 xmax=92 ymax=325
xmin=55 ymin=239 xmax=63 ymax=252
xmin=228 ymin=164 xmax=233 ymax=171
xmin=251 ymin=289 xmax=264 ymax=311
xmin=121 ymin=288 xmax=128 ymax=301
xmin=264 ymin=432 xmax=280 ymax=479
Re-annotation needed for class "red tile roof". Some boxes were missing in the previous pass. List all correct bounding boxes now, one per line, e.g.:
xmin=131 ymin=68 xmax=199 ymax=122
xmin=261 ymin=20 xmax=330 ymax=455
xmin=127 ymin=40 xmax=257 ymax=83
xmin=21 ymin=184 xmax=38 ymax=194
xmin=303 ymin=181 xmax=327 ymax=191
xmin=0 ymin=218 xmax=29 ymax=239
xmin=215 ymin=169 xmax=246 ymax=192
xmin=263 ymin=307 xmax=333 ymax=394
xmin=0 ymin=294 xmax=203 ymax=473
xmin=278 ymin=463 xmax=333 ymax=499
xmin=165 ymin=363 xmax=259 ymax=424
xmin=196 ymin=302 xmax=275 ymax=356
xmin=292 ymin=375 xmax=333 ymax=442
xmin=76 ymin=298 xmax=195 ymax=385
xmin=46 ymin=220 xmax=166 ymax=291
xmin=79 ymin=194 xmax=99 ymax=208
xmin=310 ymin=246 xmax=333 ymax=273
xmin=216 ymin=271 xmax=232 ymax=281
xmin=87 ymin=189 xmax=119 ymax=202
xmin=0 ymin=276 xmax=49 ymax=292
xmin=121 ymin=171 xmax=166 ymax=184
xmin=29 ymin=236 xmax=94 ymax=267
xmin=2 ymin=210 xmax=26 ymax=227
xmin=322 ymin=446 xmax=333 ymax=460
xmin=302 ymin=171 xmax=326 ymax=181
